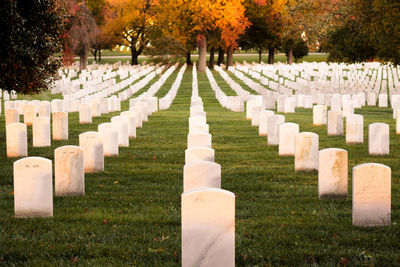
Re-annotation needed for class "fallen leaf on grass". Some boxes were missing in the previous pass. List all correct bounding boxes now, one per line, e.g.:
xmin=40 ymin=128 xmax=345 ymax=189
xmin=114 ymin=181 xmax=119 ymax=184
xmin=149 ymin=248 xmax=164 ymax=253
xmin=340 ymin=257 xmax=348 ymax=265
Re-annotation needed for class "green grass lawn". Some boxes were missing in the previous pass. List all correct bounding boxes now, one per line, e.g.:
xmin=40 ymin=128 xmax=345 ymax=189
xmin=1 ymin=62 xmax=399 ymax=265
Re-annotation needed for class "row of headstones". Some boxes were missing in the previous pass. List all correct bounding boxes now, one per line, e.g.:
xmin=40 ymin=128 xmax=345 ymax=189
xmin=182 ymin=65 xmax=235 ymax=266
xmin=0 ymin=89 xmax=17 ymax=103
xmin=12 ymin=97 xmax=160 ymax=218
xmin=246 ymin=104 xmax=391 ymax=227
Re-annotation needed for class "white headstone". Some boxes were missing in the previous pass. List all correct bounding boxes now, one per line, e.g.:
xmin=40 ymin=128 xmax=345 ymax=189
xmin=52 ymin=112 xmax=68 ymax=140
xmin=327 ymin=110 xmax=343 ymax=136
xmin=182 ymin=188 xmax=235 ymax=267
xmin=38 ymin=101 xmax=51 ymax=118
xmin=23 ymin=104 xmax=36 ymax=126
xmin=120 ymin=111 xmax=137 ymax=138
xmin=32 ymin=117 xmax=51 ymax=147
xmin=318 ymin=148 xmax=348 ymax=199
xmin=313 ymin=105 xmax=327 ymax=126
xmin=6 ymin=123 xmax=28 ymax=157
xmin=185 ymin=147 xmax=215 ymax=164
xmin=352 ymin=163 xmax=391 ymax=226
xmin=267 ymin=114 xmax=285 ymax=146
xmin=98 ymin=123 xmax=119 ymax=157
xmin=5 ymin=108 xmax=19 ymax=125
xmin=14 ymin=157 xmax=53 ymax=217
xmin=79 ymin=103 xmax=92 ymax=124
xmin=79 ymin=131 xmax=104 ymax=173
xmin=278 ymin=122 xmax=299 ymax=156
xmin=111 ymin=116 xmax=129 ymax=147
xmin=187 ymin=132 xmax=212 ymax=148
xmin=183 ymin=161 xmax=221 ymax=192
xmin=55 ymin=146 xmax=84 ymax=196
xmin=369 ymin=123 xmax=389 ymax=155
xmin=295 ymin=132 xmax=319 ymax=171
xmin=346 ymin=114 xmax=363 ymax=144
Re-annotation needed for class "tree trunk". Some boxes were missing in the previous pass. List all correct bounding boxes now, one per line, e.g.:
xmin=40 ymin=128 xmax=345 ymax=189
xmin=217 ymin=47 xmax=225 ymax=65
xmin=268 ymin=48 xmax=275 ymax=64
xmin=79 ymin=51 xmax=88 ymax=71
xmin=209 ymin=47 xmax=215 ymax=69
xmin=131 ymin=49 xmax=139 ymax=65
xmin=98 ymin=49 xmax=102 ymax=62
xmin=287 ymin=48 xmax=293 ymax=65
xmin=198 ymin=35 xmax=207 ymax=72
xmin=258 ymin=49 xmax=263 ymax=63
xmin=93 ymin=50 xmax=97 ymax=62
xmin=186 ymin=50 xmax=192 ymax=65
xmin=226 ymin=46 xmax=233 ymax=68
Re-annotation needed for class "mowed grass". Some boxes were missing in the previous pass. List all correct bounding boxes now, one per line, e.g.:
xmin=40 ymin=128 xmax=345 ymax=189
xmin=0 ymin=61 xmax=399 ymax=265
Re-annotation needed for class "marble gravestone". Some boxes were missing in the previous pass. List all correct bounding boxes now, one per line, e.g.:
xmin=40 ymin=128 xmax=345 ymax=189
xmin=295 ymin=132 xmax=319 ymax=171
xmin=187 ymin=132 xmax=212 ymax=149
xmin=378 ymin=94 xmax=388 ymax=108
xmin=23 ymin=104 xmax=36 ymax=126
xmin=259 ymin=110 xmax=274 ymax=136
xmin=313 ymin=105 xmax=327 ymax=126
xmin=79 ymin=103 xmax=92 ymax=124
xmin=79 ymin=132 xmax=104 ymax=173
xmin=352 ymin=163 xmax=391 ymax=227
xmin=346 ymin=114 xmax=363 ymax=144
xmin=279 ymin=122 xmax=299 ymax=156
xmin=183 ymin=161 xmax=221 ymax=192
xmin=182 ymin=188 xmax=235 ymax=267
xmin=52 ymin=112 xmax=68 ymax=140
xmin=251 ymin=106 xmax=261 ymax=126
xmin=185 ymin=146 xmax=215 ymax=164
xmin=14 ymin=157 xmax=53 ymax=217
xmin=38 ymin=101 xmax=51 ymax=118
xmin=327 ymin=110 xmax=343 ymax=136
xmin=32 ymin=117 xmax=51 ymax=147
xmin=111 ymin=116 xmax=129 ymax=147
xmin=55 ymin=146 xmax=84 ymax=196
xmin=129 ymin=107 xmax=143 ymax=128
xmin=91 ymin=100 xmax=101 ymax=118
xmin=267 ymin=114 xmax=285 ymax=146
xmin=318 ymin=148 xmax=348 ymax=199
xmin=369 ymin=123 xmax=389 ymax=155
xmin=6 ymin=123 xmax=28 ymax=157
xmin=120 ymin=111 xmax=137 ymax=138
xmin=5 ymin=108 xmax=19 ymax=125
xmin=98 ymin=123 xmax=119 ymax=157
xmin=189 ymin=122 xmax=209 ymax=134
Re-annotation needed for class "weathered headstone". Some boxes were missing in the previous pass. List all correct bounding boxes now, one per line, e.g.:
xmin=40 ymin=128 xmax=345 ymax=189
xmin=279 ymin=122 xmax=299 ymax=156
xmin=6 ymin=123 xmax=28 ymax=157
xmin=369 ymin=123 xmax=389 ymax=155
xmin=23 ymin=104 xmax=36 ymax=126
xmin=295 ymin=132 xmax=319 ymax=171
xmin=52 ymin=112 xmax=68 ymax=140
xmin=352 ymin=163 xmax=391 ymax=226
xmin=55 ymin=146 xmax=84 ymax=196
xmin=32 ymin=117 xmax=51 ymax=147
xmin=318 ymin=148 xmax=348 ymax=199
xmin=14 ymin=157 xmax=53 ymax=217
xmin=182 ymin=188 xmax=235 ymax=267
xmin=79 ymin=131 xmax=104 ymax=173
xmin=38 ymin=101 xmax=51 ymax=118
xmin=327 ymin=110 xmax=343 ymax=136
xmin=313 ymin=105 xmax=327 ymax=126
xmin=346 ymin=114 xmax=363 ymax=144
xmin=5 ymin=108 xmax=19 ymax=125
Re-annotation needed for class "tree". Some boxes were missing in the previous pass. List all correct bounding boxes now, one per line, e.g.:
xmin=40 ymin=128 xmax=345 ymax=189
xmin=67 ymin=1 xmax=99 ymax=70
xmin=87 ymin=0 xmax=115 ymax=62
xmin=104 ymin=0 xmax=158 ymax=65
xmin=239 ymin=0 xmax=284 ymax=64
xmin=283 ymin=38 xmax=308 ymax=62
xmin=0 ymin=0 xmax=64 ymax=94
xmin=158 ymin=0 xmax=248 ymax=71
